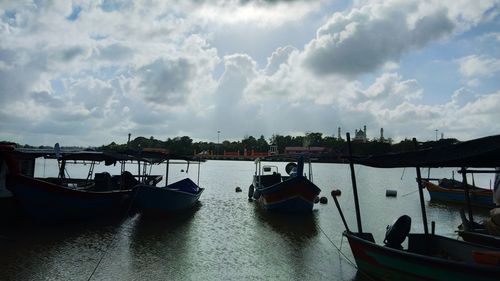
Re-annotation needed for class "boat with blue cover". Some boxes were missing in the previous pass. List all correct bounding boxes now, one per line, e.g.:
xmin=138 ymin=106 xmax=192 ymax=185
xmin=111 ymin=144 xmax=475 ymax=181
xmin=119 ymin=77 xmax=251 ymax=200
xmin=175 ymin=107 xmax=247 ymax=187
xmin=131 ymin=150 xmax=204 ymax=215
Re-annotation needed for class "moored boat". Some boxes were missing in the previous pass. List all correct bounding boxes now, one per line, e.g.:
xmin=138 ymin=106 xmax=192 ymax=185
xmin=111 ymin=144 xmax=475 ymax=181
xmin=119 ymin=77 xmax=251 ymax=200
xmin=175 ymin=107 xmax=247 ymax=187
xmin=422 ymin=178 xmax=494 ymax=208
xmin=249 ymin=155 xmax=321 ymax=212
xmin=2 ymin=147 xmax=151 ymax=222
xmin=131 ymin=150 xmax=204 ymax=215
xmin=458 ymin=208 xmax=500 ymax=249
xmin=331 ymin=134 xmax=500 ymax=280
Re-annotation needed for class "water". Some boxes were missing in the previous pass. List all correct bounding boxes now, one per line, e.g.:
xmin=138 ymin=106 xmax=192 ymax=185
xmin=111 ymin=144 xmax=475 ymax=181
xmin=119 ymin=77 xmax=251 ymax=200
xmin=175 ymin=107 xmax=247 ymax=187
xmin=0 ymin=160 xmax=493 ymax=280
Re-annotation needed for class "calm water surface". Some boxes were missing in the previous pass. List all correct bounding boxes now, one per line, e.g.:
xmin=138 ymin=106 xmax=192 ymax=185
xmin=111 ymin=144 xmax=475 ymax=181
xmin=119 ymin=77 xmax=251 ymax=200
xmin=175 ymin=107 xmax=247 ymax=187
xmin=0 ymin=160 xmax=493 ymax=280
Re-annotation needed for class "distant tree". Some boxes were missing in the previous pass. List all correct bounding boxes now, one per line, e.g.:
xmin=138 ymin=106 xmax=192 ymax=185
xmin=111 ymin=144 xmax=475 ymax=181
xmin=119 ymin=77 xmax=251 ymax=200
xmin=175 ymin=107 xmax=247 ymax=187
xmin=305 ymin=132 xmax=323 ymax=146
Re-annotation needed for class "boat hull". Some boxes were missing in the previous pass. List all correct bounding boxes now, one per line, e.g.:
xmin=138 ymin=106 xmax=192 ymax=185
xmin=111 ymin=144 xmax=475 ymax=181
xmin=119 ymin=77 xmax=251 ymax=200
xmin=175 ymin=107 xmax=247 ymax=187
xmin=346 ymin=231 xmax=499 ymax=281
xmin=255 ymin=176 xmax=320 ymax=212
xmin=8 ymin=174 xmax=133 ymax=221
xmin=423 ymin=180 xmax=494 ymax=208
xmin=134 ymin=178 xmax=203 ymax=215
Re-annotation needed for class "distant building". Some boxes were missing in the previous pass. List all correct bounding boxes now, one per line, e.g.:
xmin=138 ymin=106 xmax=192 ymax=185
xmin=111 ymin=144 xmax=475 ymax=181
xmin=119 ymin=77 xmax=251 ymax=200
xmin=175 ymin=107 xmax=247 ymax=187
xmin=285 ymin=147 xmax=331 ymax=155
xmin=353 ymin=125 xmax=368 ymax=143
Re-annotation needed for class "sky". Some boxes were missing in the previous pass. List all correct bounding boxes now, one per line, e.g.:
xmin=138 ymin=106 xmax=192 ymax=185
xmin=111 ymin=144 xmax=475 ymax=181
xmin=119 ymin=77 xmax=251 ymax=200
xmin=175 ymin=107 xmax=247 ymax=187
xmin=0 ymin=0 xmax=499 ymax=146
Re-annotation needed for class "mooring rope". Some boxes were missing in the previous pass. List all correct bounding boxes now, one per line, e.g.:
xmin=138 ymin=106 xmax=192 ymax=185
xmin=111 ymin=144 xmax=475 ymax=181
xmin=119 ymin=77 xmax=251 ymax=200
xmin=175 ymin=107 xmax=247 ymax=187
xmin=86 ymin=188 xmax=140 ymax=281
xmin=317 ymin=224 xmax=357 ymax=269
xmin=318 ymin=224 xmax=379 ymax=281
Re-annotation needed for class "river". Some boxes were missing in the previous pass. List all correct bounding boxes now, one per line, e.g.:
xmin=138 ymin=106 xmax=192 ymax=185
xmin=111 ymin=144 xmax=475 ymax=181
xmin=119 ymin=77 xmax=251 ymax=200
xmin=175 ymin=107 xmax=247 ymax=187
xmin=0 ymin=159 xmax=493 ymax=280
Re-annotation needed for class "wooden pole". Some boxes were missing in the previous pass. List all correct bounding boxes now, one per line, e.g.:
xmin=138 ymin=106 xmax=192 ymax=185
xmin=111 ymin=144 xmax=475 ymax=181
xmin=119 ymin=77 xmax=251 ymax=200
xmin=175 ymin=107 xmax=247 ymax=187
xmin=165 ymin=159 xmax=170 ymax=186
xmin=413 ymin=138 xmax=429 ymax=234
xmin=461 ymin=167 xmax=474 ymax=223
xmin=347 ymin=133 xmax=363 ymax=233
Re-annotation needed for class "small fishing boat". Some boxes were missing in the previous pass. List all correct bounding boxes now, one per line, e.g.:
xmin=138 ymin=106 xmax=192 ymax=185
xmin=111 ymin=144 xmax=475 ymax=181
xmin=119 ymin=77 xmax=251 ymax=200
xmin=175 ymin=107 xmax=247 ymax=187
xmin=1 ymin=146 xmax=153 ymax=222
xmin=458 ymin=208 xmax=500 ymax=249
xmin=0 ymin=143 xmax=23 ymax=222
xmin=331 ymin=134 xmax=500 ymax=280
xmin=132 ymin=150 xmax=204 ymax=215
xmin=249 ymin=155 xmax=321 ymax=212
xmin=422 ymin=178 xmax=494 ymax=208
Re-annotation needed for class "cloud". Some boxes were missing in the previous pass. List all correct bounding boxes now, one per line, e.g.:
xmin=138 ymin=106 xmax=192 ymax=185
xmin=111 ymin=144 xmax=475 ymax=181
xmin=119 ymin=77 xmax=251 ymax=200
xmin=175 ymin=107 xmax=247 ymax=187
xmin=30 ymin=91 xmax=64 ymax=107
xmin=301 ymin=1 xmax=455 ymax=76
xmin=457 ymin=55 xmax=500 ymax=77
xmin=0 ymin=0 xmax=499 ymax=146
xmin=193 ymin=0 xmax=323 ymax=28
xmin=94 ymin=43 xmax=134 ymax=61
xmin=264 ymin=45 xmax=298 ymax=75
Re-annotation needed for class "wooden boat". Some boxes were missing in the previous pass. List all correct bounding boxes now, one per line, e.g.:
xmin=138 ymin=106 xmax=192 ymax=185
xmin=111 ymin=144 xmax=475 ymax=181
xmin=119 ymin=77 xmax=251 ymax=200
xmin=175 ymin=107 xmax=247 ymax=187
xmin=249 ymin=155 xmax=321 ymax=212
xmin=458 ymin=208 xmax=500 ymax=249
xmin=132 ymin=151 xmax=204 ymax=215
xmin=0 ymin=143 xmax=23 ymax=222
xmin=331 ymin=134 xmax=500 ymax=280
xmin=2 ymin=146 xmax=153 ymax=221
xmin=422 ymin=178 xmax=494 ymax=208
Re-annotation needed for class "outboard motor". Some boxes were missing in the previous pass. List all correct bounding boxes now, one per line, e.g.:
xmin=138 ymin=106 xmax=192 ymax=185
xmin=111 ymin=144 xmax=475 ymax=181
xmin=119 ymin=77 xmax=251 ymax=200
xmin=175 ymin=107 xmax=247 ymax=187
xmin=384 ymin=215 xmax=411 ymax=249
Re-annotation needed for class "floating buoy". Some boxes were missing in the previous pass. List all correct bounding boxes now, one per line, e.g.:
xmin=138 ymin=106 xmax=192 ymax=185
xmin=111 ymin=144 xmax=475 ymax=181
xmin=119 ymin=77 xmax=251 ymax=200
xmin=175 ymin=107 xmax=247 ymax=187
xmin=314 ymin=196 xmax=320 ymax=204
xmin=386 ymin=189 xmax=397 ymax=197
xmin=320 ymin=196 xmax=328 ymax=204
xmin=235 ymin=186 xmax=242 ymax=192
xmin=331 ymin=189 xmax=342 ymax=197
xmin=248 ymin=185 xmax=254 ymax=199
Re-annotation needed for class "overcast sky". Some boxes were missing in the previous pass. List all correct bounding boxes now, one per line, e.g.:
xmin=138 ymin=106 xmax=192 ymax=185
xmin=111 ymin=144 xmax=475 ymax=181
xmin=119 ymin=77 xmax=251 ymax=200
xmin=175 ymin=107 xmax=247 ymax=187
xmin=1 ymin=0 xmax=499 ymax=146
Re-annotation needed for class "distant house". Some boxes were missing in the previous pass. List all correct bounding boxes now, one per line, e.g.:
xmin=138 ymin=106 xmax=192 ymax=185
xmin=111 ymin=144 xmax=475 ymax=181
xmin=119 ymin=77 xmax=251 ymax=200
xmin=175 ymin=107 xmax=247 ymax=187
xmin=284 ymin=147 xmax=331 ymax=155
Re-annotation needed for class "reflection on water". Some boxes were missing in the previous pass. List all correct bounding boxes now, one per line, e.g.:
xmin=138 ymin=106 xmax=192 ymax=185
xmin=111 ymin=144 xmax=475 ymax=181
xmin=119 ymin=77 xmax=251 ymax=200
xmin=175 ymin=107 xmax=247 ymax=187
xmin=253 ymin=207 xmax=319 ymax=243
xmin=2 ymin=161 xmax=490 ymax=280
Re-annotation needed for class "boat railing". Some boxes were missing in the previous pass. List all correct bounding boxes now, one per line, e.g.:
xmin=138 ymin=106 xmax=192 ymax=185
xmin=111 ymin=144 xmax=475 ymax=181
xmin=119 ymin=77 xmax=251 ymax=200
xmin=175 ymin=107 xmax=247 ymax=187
xmin=141 ymin=175 xmax=163 ymax=186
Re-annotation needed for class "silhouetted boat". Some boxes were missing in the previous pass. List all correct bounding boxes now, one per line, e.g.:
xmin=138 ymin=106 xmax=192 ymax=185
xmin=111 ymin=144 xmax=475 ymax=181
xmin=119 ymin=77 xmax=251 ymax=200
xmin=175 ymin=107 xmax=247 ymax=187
xmin=331 ymin=134 xmax=500 ymax=280
xmin=2 ymin=147 xmax=142 ymax=222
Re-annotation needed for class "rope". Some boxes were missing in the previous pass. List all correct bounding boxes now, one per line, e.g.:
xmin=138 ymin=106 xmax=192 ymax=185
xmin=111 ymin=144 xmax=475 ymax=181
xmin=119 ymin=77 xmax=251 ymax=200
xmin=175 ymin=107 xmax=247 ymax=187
xmin=401 ymin=190 xmax=419 ymax=197
xmin=317 ymin=225 xmax=379 ymax=281
xmin=86 ymin=187 xmax=140 ymax=281
xmin=317 ymin=224 xmax=357 ymax=268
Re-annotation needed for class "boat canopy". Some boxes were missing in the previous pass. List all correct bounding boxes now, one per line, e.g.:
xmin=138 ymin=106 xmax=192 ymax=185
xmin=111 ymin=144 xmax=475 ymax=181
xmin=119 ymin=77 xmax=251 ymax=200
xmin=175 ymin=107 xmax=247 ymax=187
xmin=351 ymin=134 xmax=500 ymax=168
xmin=124 ymin=150 xmax=204 ymax=164
xmin=10 ymin=149 xmax=138 ymax=166
xmin=8 ymin=148 xmax=202 ymax=165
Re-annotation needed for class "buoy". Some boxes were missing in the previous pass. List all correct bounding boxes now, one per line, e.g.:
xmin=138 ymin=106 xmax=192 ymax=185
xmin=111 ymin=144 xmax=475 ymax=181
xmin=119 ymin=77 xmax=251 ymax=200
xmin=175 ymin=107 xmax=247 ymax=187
xmin=248 ymin=185 xmax=254 ymax=199
xmin=331 ymin=189 xmax=341 ymax=197
xmin=235 ymin=186 xmax=242 ymax=192
xmin=319 ymin=196 xmax=328 ymax=204
xmin=386 ymin=189 xmax=397 ymax=197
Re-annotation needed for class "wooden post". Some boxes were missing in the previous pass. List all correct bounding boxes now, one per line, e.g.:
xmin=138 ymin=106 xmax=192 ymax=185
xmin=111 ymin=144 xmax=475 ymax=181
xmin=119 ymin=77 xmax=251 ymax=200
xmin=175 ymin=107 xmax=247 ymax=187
xmin=461 ymin=167 xmax=474 ymax=223
xmin=347 ymin=133 xmax=363 ymax=233
xmin=413 ymin=138 xmax=429 ymax=234
xmin=165 ymin=159 xmax=170 ymax=186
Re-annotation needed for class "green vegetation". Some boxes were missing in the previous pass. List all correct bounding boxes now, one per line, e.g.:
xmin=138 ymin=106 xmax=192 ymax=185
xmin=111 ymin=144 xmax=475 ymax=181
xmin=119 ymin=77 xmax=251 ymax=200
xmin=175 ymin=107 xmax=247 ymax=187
xmin=97 ymin=133 xmax=458 ymax=157
xmin=3 ymin=133 xmax=459 ymax=157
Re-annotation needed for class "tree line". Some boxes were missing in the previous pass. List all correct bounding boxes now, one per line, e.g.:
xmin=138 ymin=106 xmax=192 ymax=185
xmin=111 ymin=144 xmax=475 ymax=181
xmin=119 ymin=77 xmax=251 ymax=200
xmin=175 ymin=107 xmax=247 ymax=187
xmin=98 ymin=132 xmax=459 ymax=156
